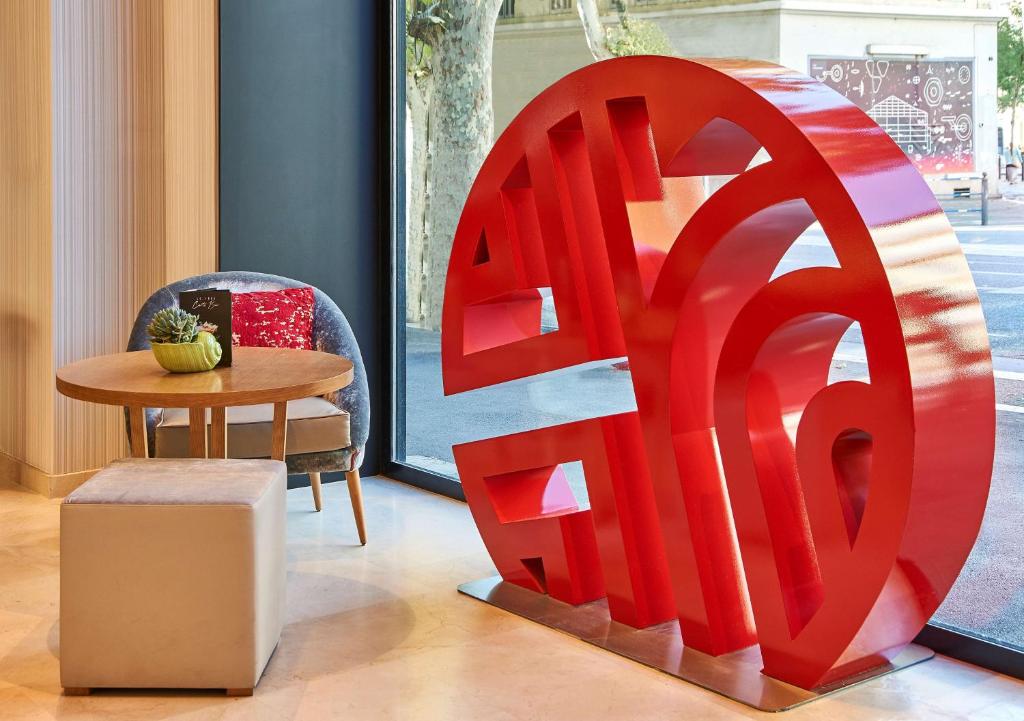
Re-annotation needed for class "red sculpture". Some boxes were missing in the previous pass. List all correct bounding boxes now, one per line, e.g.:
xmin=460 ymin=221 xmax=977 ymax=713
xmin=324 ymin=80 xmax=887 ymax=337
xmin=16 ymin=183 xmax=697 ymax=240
xmin=442 ymin=57 xmax=994 ymax=690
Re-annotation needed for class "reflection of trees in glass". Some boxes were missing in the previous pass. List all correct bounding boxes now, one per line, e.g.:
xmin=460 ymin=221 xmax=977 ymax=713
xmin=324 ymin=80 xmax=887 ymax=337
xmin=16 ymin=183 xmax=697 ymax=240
xmin=406 ymin=1 xmax=503 ymax=330
xmin=405 ymin=1 xmax=674 ymax=330
xmin=576 ymin=0 xmax=613 ymax=60
xmin=999 ymin=1 xmax=1024 ymax=152
xmin=577 ymin=0 xmax=674 ymax=60
xmin=406 ymin=3 xmax=438 ymax=328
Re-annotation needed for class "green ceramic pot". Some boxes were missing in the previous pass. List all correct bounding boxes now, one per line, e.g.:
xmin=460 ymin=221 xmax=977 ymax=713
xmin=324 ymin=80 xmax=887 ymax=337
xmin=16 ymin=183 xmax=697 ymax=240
xmin=151 ymin=331 xmax=222 ymax=373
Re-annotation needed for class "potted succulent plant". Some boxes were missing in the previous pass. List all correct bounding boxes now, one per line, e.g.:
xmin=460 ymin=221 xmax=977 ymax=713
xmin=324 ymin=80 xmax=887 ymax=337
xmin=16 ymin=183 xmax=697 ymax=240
xmin=147 ymin=307 xmax=223 ymax=373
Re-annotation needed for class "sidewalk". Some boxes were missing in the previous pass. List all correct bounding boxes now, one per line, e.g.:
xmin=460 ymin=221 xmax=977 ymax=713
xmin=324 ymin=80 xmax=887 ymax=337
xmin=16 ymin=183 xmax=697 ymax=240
xmin=1000 ymin=178 xmax=1024 ymax=201
xmin=942 ymin=180 xmax=1024 ymax=226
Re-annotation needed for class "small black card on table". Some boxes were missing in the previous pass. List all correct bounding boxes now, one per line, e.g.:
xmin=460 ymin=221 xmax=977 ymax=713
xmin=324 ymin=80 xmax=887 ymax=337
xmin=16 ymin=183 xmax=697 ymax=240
xmin=179 ymin=288 xmax=232 ymax=367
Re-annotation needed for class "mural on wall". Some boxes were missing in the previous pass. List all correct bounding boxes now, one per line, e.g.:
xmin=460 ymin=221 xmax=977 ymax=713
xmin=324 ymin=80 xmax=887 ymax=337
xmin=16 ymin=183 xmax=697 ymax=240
xmin=810 ymin=57 xmax=975 ymax=174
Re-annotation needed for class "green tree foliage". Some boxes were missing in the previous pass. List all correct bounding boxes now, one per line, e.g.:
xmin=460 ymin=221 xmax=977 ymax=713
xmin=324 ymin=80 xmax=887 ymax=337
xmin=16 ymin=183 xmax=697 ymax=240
xmin=999 ymin=3 xmax=1024 ymax=109
xmin=407 ymin=1 xmax=443 ymax=76
xmin=605 ymin=4 xmax=674 ymax=57
xmin=999 ymin=1 xmax=1024 ymax=150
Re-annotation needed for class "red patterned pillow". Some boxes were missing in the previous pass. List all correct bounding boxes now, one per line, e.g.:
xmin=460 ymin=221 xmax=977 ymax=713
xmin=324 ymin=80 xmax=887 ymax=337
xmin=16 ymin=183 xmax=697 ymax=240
xmin=231 ymin=287 xmax=315 ymax=350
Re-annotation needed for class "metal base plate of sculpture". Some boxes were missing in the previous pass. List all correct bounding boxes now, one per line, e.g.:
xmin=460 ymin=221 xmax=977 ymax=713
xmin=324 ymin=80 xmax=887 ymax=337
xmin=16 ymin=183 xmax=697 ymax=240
xmin=441 ymin=56 xmax=994 ymax=709
xmin=458 ymin=576 xmax=934 ymax=712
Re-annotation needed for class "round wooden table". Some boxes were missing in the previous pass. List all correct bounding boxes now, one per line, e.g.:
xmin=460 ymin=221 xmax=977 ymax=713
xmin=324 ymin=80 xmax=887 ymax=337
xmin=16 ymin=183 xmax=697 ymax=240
xmin=56 ymin=346 xmax=354 ymax=460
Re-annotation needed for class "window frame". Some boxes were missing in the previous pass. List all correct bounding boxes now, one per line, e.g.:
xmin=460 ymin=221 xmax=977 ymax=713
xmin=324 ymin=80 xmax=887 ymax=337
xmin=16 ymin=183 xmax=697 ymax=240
xmin=382 ymin=0 xmax=465 ymax=501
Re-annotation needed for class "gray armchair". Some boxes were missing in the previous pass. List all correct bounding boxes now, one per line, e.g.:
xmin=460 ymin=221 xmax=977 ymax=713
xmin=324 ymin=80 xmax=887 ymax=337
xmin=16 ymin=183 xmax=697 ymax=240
xmin=127 ymin=271 xmax=370 ymax=544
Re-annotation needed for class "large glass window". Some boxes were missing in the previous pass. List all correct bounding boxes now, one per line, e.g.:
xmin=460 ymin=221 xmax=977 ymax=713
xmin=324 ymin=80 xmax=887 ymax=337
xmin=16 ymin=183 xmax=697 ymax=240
xmin=395 ymin=0 xmax=1023 ymax=659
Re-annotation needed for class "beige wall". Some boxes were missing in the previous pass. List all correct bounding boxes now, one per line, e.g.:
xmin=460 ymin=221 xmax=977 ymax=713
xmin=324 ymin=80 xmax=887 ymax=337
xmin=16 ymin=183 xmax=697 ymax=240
xmin=493 ymin=23 xmax=594 ymax=134
xmin=0 ymin=0 xmax=218 ymax=496
xmin=0 ymin=0 xmax=55 ymax=480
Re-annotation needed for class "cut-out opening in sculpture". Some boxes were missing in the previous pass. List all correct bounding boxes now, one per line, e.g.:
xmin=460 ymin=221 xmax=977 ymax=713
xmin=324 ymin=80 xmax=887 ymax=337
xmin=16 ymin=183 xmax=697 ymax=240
xmin=463 ymin=288 xmax=553 ymax=355
xmin=557 ymin=460 xmax=588 ymax=509
xmin=828 ymin=322 xmax=870 ymax=385
xmin=832 ymin=429 xmax=873 ymax=547
xmin=771 ymin=225 xmax=839 ymax=281
xmin=701 ymin=149 xmax=774 ymax=200
xmin=520 ymin=557 xmax=548 ymax=592
xmin=483 ymin=462 xmax=581 ymax=524
xmin=539 ymin=288 xmax=559 ymax=333
xmin=472 ymin=231 xmax=490 ymax=266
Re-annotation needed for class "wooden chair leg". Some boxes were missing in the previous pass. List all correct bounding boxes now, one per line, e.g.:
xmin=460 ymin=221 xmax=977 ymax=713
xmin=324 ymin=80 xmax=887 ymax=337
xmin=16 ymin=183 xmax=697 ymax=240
xmin=128 ymin=406 xmax=148 ymax=458
xmin=346 ymin=468 xmax=366 ymax=545
xmin=309 ymin=472 xmax=323 ymax=512
xmin=188 ymin=407 xmax=208 ymax=458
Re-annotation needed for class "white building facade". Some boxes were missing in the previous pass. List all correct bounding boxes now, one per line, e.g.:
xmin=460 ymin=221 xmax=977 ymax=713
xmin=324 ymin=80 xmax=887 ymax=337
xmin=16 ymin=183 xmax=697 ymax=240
xmin=493 ymin=0 xmax=1004 ymax=193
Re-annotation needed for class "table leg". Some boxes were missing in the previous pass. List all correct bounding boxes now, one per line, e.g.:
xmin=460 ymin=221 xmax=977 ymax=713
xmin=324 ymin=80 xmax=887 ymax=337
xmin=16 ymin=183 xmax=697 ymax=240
xmin=210 ymin=407 xmax=227 ymax=459
xmin=129 ymin=406 xmax=148 ymax=458
xmin=188 ymin=407 xmax=208 ymax=458
xmin=271 ymin=401 xmax=288 ymax=462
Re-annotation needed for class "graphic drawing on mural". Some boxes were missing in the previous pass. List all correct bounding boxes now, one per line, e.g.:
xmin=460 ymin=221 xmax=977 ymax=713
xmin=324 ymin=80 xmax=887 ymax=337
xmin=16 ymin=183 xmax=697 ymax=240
xmin=809 ymin=57 xmax=974 ymax=173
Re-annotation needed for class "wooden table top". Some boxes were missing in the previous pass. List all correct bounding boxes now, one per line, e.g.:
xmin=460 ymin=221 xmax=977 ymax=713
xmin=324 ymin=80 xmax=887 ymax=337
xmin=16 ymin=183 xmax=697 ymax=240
xmin=56 ymin=346 xmax=354 ymax=407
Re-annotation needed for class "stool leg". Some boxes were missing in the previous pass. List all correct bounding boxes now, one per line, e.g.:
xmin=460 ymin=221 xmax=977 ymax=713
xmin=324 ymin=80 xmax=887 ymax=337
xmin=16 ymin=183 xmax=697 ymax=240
xmin=309 ymin=472 xmax=323 ymax=512
xmin=346 ymin=469 xmax=366 ymax=545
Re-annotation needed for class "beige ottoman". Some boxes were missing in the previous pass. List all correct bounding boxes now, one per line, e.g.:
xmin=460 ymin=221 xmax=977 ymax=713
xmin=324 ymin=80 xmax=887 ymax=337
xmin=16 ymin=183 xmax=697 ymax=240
xmin=60 ymin=458 xmax=286 ymax=696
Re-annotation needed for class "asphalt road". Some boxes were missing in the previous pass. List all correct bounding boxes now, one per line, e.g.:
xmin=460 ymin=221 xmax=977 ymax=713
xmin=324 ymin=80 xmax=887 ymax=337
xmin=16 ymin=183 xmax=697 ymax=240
xmin=401 ymin=201 xmax=1024 ymax=650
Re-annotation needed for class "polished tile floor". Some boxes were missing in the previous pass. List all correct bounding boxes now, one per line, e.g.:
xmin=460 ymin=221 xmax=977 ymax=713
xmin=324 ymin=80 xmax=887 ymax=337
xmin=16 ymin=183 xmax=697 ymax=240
xmin=1 ymin=475 xmax=1022 ymax=720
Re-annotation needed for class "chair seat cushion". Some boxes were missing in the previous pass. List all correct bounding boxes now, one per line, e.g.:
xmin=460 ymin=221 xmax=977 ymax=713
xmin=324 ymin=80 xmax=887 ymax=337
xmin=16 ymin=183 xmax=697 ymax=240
xmin=155 ymin=397 xmax=350 ymax=459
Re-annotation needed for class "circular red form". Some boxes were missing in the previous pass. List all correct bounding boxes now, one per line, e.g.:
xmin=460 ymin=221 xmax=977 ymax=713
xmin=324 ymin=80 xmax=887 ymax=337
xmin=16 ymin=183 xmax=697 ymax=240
xmin=441 ymin=57 xmax=994 ymax=690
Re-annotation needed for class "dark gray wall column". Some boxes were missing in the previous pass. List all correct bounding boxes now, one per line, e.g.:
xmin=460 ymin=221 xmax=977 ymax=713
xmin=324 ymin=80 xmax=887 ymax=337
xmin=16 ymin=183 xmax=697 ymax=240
xmin=219 ymin=0 xmax=385 ymax=474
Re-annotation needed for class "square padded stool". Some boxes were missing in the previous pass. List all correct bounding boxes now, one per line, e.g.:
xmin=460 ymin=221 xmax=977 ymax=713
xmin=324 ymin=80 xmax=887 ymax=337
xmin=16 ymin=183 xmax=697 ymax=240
xmin=60 ymin=458 xmax=287 ymax=696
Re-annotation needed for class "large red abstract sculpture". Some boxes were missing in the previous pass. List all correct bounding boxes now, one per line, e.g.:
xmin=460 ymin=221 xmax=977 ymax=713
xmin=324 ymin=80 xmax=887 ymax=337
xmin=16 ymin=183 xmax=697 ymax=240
xmin=441 ymin=57 xmax=994 ymax=690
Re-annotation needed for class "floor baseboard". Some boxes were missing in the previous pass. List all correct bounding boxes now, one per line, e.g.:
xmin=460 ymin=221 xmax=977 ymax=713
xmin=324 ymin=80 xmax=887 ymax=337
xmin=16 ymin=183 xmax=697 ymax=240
xmin=0 ymin=453 xmax=96 ymax=498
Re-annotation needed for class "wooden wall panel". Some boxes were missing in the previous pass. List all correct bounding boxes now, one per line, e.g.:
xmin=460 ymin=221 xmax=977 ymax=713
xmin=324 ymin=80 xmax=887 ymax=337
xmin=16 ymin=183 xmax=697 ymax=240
xmin=51 ymin=0 xmax=137 ymax=473
xmin=130 ymin=0 xmax=220 ymax=305
xmin=130 ymin=0 xmax=168 ymax=307
xmin=0 ymin=0 xmax=55 ymax=476
xmin=164 ymin=0 xmax=219 ymax=282
xmin=1 ymin=0 xmax=218 ymax=487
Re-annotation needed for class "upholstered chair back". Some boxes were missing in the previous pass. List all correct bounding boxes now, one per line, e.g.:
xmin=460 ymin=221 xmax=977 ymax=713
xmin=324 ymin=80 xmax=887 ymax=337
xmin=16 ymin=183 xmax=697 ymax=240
xmin=127 ymin=271 xmax=369 ymax=464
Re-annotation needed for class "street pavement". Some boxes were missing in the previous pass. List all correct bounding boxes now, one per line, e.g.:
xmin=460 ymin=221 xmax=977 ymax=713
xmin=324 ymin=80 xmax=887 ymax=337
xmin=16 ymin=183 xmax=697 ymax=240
xmin=401 ymin=198 xmax=1024 ymax=650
